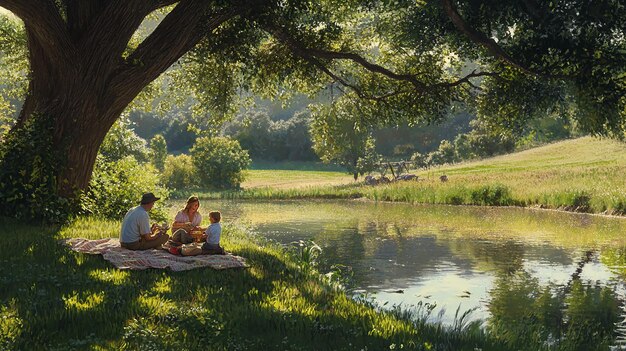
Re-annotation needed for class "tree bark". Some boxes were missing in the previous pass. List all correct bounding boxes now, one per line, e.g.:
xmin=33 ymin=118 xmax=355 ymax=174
xmin=1 ymin=0 xmax=241 ymax=201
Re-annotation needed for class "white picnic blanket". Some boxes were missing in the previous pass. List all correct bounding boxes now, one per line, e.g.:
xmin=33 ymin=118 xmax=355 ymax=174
xmin=62 ymin=238 xmax=248 ymax=271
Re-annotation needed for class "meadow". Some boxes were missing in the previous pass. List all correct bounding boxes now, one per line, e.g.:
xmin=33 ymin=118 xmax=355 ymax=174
xmin=241 ymin=169 xmax=351 ymax=190
xmin=0 ymin=216 xmax=500 ymax=351
xmin=210 ymin=137 xmax=626 ymax=216
xmin=2 ymin=138 xmax=624 ymax=349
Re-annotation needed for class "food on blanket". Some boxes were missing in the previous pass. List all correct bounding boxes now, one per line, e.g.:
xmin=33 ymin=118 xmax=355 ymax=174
xmin=191 ymin=230 xmax=204 ymax=243
xmin=151 ymin=222 xmax=170 ymax=235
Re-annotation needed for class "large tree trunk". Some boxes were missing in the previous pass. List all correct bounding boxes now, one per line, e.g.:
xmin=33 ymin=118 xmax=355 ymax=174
xmin=0 ymin=0 xmax=241 ymax=220
xmin=15 ymin=27 xmax=131 ymax=198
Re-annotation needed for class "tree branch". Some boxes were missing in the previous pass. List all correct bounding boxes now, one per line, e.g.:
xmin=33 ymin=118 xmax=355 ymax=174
xmin=261 ymin=22 xmax=429 ymax=93
xmin=439 ymin=0 xmax=537 ymax=76
xmin=264 ymin=22 xmax=496 ymax=103
xmin=307 ymin=55 xmax=412 ymax=104
xmin=431 ymin=69 xmax=500 ymax=89
xmin=149 ymin=0 xmax=179 ymax=13
xmin=302 ymin=55 xmax=365 ymax=98
xmin=109 ymin=1 xmax=241 ymax=109
xmin=77 ymin=1 xmax=153 ymax=60
xmin=0 ymin=0 xmax=74 ymax=63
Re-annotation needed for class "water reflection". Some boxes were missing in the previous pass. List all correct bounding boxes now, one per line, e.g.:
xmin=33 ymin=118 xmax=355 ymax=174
xmin=211 ymin=199 xmax=626 ymax=347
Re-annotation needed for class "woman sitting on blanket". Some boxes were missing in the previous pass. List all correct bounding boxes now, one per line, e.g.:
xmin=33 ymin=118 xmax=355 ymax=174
xmin=171 ymin=196 xmax=205 ymax=244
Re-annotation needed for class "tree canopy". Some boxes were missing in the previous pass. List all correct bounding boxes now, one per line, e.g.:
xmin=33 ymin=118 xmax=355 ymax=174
xmin=0 ymin=0 xmax=624 ymax=220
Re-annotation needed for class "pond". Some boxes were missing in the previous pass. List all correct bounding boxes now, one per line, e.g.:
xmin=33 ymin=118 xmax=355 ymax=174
xmin=209 ymin=199 xmax=626 ymax=346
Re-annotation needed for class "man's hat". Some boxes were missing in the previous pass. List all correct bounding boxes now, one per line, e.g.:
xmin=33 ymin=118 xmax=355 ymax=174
xmin=140 ymin=192 xmax=160 ymax=204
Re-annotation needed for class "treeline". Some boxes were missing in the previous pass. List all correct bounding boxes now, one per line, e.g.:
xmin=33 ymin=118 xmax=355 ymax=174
xmin=407 ymin=114 xmax=576 ymax=169
xmin=222 ymin=109 xmax=318 ymax=162
xmin=120 ymin=102 xmax=578 ymax=179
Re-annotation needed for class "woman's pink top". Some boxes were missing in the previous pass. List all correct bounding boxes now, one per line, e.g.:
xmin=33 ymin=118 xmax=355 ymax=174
xmin=174 ymin=210 xmax=202 ymax=227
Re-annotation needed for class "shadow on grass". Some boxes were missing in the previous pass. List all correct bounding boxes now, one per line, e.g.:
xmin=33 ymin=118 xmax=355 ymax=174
xmin=2 ymin=216 xmax=485 ymax=350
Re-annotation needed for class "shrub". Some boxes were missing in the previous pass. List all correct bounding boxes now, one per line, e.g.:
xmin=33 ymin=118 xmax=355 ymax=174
xmin=437 ymin=139 xmax=457 ymax=164
xmin=410 ymin=152 xmax=427 ymax=169
xmin=84 ymin=155 xmax=169 ymax=221
xmin=149 ymin=134 xmax=167 ymax=171
xmin=0 ymin=113 xmax=76 ymax=223
xmin=99 ymin=116 xmax=149 ymax=162
xmin=356 ymin=137 xmax=382 ymax=177
xmin=190 ymin=136 xmax=251 ymax=189
xmin=162 ymin=154 xmax=200 ymax=191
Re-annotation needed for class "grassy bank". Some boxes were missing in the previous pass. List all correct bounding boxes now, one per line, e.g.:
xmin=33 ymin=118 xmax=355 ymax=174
xmin=0 ymin=216 xmax=501 ymax=351
xmin=201 ymin=137 xmax=626 ymax=215
xmin=241 ymin=169 xmax=351 ymax=190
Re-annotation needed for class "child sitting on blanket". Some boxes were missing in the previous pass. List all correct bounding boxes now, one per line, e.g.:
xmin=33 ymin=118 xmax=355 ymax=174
xmin=202 ymin=211 xmax=225 ymax=255
xmin=169 ymin=211 xmax=225 ymax=256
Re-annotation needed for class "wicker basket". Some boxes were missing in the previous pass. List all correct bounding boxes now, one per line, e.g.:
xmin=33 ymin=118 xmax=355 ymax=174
xmin=191 ymin=230 xmax=204 ymax=243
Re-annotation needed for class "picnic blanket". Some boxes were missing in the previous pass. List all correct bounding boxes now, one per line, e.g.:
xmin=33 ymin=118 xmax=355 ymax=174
xmin=63 ymin=238 xmax=248 ymax=271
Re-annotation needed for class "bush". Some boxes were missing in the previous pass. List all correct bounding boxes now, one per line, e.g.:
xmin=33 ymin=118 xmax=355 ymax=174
xmin=437 ymin=139 xmax=457 ymax=164
xmin=190 ymin=136 xmax=251 ymax=189
xmin=162 ymin=154 xmax=200 ymax=191
xmin=84 ymin=155 xmax=169 ymax=221
xmin=149 ymin=134 xmax=167 ymax=171
xmin=410 ymin=152 xmax=427 ymax=169
xmin=99 ymin=116 xmax=149 ymax=162
xmin=0 ymin=113 xmax=76 ymax=223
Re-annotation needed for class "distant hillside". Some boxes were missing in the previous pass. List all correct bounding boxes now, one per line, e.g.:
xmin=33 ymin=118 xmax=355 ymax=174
xmin=203 ymin=137 xmax=626 ymax=215
xmin=410 ymin=137 xmax=626 ymax=214
xmin=439 ymin=137 xmax=626 ymax=175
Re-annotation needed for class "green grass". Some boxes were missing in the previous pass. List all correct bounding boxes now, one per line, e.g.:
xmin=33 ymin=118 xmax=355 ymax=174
xmin=199 ymin=137 xmax=626 ymax=215
xmin=241 ymin=169 xmax=353 ymax=190
xmin=250 ymin=161 xmax=345 ymax=172
xmin=0 ymin=216 xmax=506 ymax=351
xmin=409 ymin=137 xmax=626 ymax=214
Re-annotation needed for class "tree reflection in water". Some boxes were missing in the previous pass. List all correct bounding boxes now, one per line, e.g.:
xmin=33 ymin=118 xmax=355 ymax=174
xmin=213 ymin=199 xmax=626 ymax=349
xmin=487 ymin=250 xmax=621 ymax=350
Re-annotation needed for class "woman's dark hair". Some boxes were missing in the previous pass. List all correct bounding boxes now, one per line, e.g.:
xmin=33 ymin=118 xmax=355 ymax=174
xmin=182 ymin=196 xmax=200 ymax=214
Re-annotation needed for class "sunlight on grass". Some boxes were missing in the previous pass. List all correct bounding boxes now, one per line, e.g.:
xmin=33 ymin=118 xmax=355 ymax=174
xmin=63 ymin=291 xmax=105 ymax=311
xmin=88 ymin=269 xmax=130 ymax=285
xmin=189 ymin=288 xmax=210 ymax=305
xmin=58 ymin=216 xmax=120 ymax=240
xmin=24 ymin=244 xmax=35 ymax=257
xmin=152 ymin=276 xmax=172 ymax=294
xmin=263 ymin=282 xmax=319 ymax=317
xmin=242 ymin=169 xmax=353 ymax=190
xmin=73 ymin=252 xmax=88 ymax=266
xmin=137 ymin=294 xmax=176 ymax=317
xmin=247 ymin=266 xmax=266 ymax=280
xmin=0 ymin=300 xmax=23 ymax=349
xmin=406 ymin=137 xmax=626 ymax=214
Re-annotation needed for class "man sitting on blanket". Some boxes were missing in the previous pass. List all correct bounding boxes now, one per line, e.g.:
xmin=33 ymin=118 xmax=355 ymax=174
xmin=120 ymin=193 xmax=170 ymax=250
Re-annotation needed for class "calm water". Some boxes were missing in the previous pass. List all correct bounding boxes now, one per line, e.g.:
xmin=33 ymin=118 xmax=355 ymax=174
xmin=210 ymin=199 xmax=626 ymax=343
